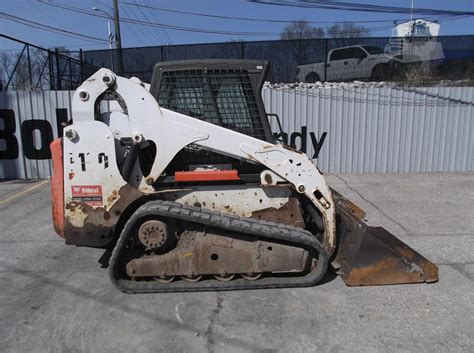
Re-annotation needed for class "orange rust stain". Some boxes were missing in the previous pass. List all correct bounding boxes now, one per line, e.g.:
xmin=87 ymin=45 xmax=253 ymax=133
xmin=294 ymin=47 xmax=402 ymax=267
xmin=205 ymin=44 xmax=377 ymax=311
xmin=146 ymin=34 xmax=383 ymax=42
xmin=395 ymin=245 xmax=439 ymax=282
xmin=344 ymin=257 xmax=425 ymax=286
xmin=332 ymin=189 xmax=366 ymax=220
xmin=107 ymin=189 xmax=119 ymax=205
xmin=282 ymin=144 xmax=304 ymax=154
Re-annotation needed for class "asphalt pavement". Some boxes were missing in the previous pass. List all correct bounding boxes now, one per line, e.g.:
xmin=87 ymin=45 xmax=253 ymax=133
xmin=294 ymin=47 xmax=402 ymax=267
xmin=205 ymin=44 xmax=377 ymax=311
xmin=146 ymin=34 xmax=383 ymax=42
xmin=0 ymin=173 xmax=473 ymax=353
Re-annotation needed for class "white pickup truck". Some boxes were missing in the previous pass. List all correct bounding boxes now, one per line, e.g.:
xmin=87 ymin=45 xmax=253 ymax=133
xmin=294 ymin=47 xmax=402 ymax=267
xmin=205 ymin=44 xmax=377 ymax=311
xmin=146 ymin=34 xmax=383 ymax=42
xmin=297 ymin=45 xmax=394 ymax=82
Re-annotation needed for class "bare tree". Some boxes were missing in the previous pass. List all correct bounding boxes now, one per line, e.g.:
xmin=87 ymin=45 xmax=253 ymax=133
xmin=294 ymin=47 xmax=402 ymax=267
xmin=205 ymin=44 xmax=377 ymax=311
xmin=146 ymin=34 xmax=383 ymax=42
xmin=327 ymin=23 xmax=369 ymax=38
xmin=0 ymin=50 xmax=32 ymax=90
xmin=0 ymin=44 xmax=87 ymax=91
xmin=0 ymin=52 xmax=13 ymax=90
xmin=326 ymin=22 xmax=370 ymax=48
xmin=0 ymin=48 xmax=52 ymax=90
xmin=280 ymin=20 xmax=325 ymax=40
xmin=279 ymin=20 xmax=326 ymax=73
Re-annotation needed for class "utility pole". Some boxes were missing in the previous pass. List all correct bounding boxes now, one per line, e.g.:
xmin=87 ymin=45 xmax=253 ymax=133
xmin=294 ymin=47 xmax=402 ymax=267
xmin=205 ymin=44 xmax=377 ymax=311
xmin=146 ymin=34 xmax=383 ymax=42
xmin=107 ymin=21 xmax=115 ymax=70
xmin=92 ymin=7 xmax=116 ymax=71
xmin=113 ymin=0 xmax=124 ymax=74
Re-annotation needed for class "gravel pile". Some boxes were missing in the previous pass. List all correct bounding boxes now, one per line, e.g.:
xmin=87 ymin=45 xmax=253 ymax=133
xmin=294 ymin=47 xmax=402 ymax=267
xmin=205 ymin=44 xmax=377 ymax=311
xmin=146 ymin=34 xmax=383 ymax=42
xmin=264 ymin=79 xmax=474 ymax=89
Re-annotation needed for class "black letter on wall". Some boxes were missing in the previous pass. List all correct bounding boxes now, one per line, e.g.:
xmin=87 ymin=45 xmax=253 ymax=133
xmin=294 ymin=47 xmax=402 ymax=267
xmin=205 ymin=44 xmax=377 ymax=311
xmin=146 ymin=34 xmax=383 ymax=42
xmin=21 ymin=120 xmax=54 ymax=159
xmin=55 ymin=108 xmax=69 ymax=138
xmin=0 ymin=109 xmax=19 ymax=159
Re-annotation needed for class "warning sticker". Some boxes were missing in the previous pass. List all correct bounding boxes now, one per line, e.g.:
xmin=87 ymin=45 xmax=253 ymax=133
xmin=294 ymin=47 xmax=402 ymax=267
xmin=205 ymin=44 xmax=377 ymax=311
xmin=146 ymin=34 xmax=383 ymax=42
xmin=71 ymin=185 xmax=103 ymax=206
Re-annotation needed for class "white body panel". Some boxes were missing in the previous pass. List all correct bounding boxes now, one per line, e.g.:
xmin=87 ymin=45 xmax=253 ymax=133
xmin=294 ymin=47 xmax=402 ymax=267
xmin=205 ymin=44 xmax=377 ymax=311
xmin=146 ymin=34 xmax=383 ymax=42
xmin=65 ymin=69 xmax=337 ymax=252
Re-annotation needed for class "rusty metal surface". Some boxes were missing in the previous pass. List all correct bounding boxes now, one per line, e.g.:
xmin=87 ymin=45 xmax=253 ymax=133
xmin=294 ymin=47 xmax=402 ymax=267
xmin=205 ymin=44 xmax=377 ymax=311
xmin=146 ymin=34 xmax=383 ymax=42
xmin=63 ymin=184 xmax=303 ymax=248
xmin=330 ymin=188 xmax=365 ymax=220
xmin=161 ymin=185 xmax=305 ymax=227
xmin=251 ymin=197 xmax=305 ymax=227
xmin=127 ymin=229 xmax=308 ymax=278
xmin=138 ymin=220 xmax=170 ymax=249
xmin=332 ymin=191 xmax=439 ymax=286
xmin=64 ymin=184 xmax=144 ymax=247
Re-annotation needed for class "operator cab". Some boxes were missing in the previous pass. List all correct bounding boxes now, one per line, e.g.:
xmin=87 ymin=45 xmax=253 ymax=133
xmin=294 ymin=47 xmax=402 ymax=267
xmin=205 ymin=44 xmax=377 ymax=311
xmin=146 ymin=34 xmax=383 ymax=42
xmin=148 ymin=59 xmax=277 ymax=184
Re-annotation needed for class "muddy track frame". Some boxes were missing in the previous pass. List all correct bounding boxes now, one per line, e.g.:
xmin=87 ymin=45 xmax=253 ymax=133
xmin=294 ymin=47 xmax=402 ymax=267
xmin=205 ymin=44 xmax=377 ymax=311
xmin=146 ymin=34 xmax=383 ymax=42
xmin=109 ymin=200 xmax=329 ymax=293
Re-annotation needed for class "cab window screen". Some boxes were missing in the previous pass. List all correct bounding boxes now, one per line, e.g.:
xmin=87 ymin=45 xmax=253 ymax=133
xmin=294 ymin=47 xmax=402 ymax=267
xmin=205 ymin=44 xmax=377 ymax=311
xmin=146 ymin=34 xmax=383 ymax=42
xmin=155 ymin=68 xmax=266 ymax=140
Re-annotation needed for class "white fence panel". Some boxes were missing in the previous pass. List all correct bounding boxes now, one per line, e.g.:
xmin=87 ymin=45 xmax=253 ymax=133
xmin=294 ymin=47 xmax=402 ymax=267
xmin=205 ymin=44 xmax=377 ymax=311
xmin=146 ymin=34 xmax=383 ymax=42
xmin=1 ymin=86 xmax=473 ymax=179
xmin=262 ymin=85 xmax=474 ymax=173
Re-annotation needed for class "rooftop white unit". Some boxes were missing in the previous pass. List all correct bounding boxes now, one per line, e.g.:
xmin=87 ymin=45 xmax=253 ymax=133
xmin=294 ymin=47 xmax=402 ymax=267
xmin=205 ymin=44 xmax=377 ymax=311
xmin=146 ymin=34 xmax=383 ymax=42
xmin=385 ymin=19 xmax=444 ymax=62
xmin=391 ymin=19 xmax=441 ymax=39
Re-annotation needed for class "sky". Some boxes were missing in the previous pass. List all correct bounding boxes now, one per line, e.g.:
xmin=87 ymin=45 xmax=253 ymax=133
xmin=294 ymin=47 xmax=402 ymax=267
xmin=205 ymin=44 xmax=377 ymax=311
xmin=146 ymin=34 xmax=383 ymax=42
xmin=1 ymin=0 xmax=474 ymax=52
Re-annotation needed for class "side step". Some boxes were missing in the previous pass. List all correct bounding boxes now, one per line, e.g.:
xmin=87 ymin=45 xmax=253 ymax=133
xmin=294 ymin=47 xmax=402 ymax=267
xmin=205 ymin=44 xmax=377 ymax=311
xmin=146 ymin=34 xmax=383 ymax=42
xmin=331 ymin=189 xmax=439 ymax=286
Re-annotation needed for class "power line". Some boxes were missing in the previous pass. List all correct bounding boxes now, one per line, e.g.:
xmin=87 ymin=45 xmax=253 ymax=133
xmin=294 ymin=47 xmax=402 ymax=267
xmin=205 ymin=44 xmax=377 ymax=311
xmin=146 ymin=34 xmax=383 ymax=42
xmin=123 ymin=1 xmax=438 ymax=25
xmin=136 ymin=0 xmax=169 ymax=44
xmin=118 ymin=5 xmax=150 ymax=45
xmin=36 ymin=0 xmax=470 ymax=41
xmin=37 ymin=1 xmax=403 ymax=37
xmin=250 ymin=1 xmax=474 ymax=16
xmin=144 ymin=0 xmax=173 ymax=44
xmin=121 ymin=3 xmax=160 ymax=45
xmin=0 ymin=12 xmax=108 ymax=43
xmin=38 ymin=1 xmax=279 ymax=36
xmin=0 ymin=43 xmax=108 ymax=51
xmin=130 ymin=0 xmax=166 ymax=44
xmin=0 ymin=33 xmax=102 ymax=60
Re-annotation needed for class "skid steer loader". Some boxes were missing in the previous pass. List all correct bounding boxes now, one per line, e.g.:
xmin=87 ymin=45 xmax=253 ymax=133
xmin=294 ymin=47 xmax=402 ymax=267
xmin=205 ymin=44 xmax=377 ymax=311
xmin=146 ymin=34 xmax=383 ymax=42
xmin=50 ymin=60 xmax=438 ymax=293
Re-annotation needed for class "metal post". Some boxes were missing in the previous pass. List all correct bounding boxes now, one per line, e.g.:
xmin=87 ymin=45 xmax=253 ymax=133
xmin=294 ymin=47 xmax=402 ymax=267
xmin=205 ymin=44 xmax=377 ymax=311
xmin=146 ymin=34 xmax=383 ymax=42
xmin=5 ymin=45 xmax=26 ymax=90
xmin=298 ymin=38 xmax=302 ymax=65
xmin=68 ymin=58 xmax=73 ymax=89
xmin=35 ymin=58 xmax=49 ymax=89
xmin=241 ymin=41 xmax=245 ymax=59
xmin=26 ymin=44 xmax=33 ymax=89
xmin=324 ymin=38 xmax=328 ymax=82
xmin=48 ymin=50 xmax=54 ymax=90
xmin=113 ymin=0 xmax=124 ymax=74
xmin=55 ymin=48 xmax=61 ymax=90
xmin=79 ymin=49 xmax=84 ymax=81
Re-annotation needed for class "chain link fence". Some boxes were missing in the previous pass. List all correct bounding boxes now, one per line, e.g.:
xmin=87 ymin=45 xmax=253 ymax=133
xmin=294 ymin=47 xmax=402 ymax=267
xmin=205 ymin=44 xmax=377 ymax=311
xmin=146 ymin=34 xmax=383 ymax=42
xmin=2 ymin=34 xmax=473 ymax=90
xmin=1 ymin=34 xmax=99 ymax=91
xmin=84 ymin=35 xmax=474 ymax=84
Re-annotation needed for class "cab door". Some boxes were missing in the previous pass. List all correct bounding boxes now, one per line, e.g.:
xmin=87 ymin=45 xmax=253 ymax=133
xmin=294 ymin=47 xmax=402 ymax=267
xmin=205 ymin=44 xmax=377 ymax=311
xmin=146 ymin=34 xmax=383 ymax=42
xmin=326 ymin=48 xmax=345 ymax=81
xmin=327 ymin=48 xmax=360 ymax=81
xmin=350 ymin=47 xmax=370 ymax=79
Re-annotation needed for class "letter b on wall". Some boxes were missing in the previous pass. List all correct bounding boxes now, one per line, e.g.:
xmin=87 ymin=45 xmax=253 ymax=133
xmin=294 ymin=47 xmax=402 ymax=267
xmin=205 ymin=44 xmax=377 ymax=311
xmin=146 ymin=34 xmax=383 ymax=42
xmin=1 ymin=109 xmax=54 ymax=161
xmin=0 ymin=109 xmax=19 ymax=159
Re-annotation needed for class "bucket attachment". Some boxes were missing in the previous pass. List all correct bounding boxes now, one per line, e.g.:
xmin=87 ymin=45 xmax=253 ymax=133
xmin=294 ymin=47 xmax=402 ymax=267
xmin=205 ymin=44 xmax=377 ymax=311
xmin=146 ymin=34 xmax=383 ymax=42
xmin=331 ymin=189 xmax=438 ymax=286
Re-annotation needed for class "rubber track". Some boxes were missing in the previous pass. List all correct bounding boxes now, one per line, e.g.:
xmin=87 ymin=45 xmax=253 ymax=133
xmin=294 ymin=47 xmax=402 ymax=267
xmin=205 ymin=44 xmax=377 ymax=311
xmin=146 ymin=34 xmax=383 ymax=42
xmin=109 ymin=200 xmax=328 ymax=293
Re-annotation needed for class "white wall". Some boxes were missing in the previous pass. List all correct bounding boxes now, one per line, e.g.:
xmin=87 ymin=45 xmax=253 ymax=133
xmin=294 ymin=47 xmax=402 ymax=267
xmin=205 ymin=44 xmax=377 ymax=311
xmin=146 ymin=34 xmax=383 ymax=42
xmin=1 ymin=86 xmax=473 ymax=179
